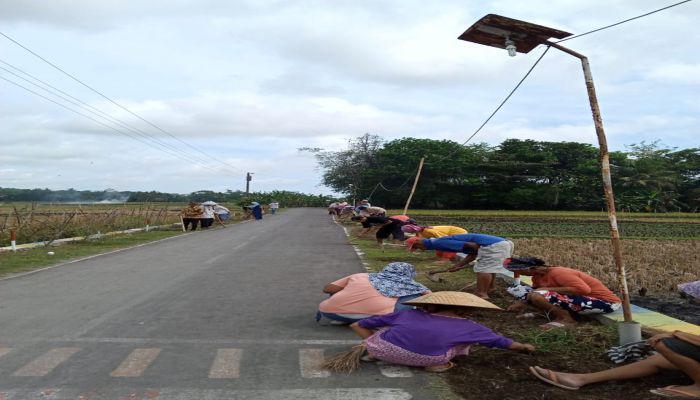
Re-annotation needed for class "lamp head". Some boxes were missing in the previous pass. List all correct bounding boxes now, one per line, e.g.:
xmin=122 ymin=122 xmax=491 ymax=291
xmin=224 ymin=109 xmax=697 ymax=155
xmin=505 ymin=38 xmax=517 ymax=57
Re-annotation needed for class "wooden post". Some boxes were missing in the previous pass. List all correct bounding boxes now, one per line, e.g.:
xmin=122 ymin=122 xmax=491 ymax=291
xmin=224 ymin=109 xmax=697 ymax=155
xmin=403 ymin=157 xmax=425 ymax=215
xmin=180 ymin=216 xmax=186 ymax=232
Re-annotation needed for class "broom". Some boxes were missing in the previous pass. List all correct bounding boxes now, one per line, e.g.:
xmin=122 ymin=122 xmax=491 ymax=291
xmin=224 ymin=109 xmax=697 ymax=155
xmin=320 ymin=344 xmax=366 ymax=373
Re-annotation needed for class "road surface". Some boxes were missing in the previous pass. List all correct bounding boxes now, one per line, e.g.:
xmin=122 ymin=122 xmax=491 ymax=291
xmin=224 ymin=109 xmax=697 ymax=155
xmin=0 ymin=208 xmax=456 ymax=399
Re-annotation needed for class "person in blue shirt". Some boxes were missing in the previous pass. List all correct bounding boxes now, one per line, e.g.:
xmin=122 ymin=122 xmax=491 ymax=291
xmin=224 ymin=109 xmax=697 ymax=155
xmin=408 ymin=233 xmax=514 ymax=299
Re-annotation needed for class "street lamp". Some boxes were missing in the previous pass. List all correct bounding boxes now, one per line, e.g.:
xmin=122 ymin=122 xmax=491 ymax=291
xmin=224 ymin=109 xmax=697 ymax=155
xmin=459 ymin=14 xmax=637 ymax=341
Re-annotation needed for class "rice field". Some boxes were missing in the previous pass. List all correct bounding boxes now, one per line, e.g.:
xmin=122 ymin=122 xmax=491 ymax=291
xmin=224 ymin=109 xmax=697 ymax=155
xmin=0 ymin=202 xmax=243 ymax=247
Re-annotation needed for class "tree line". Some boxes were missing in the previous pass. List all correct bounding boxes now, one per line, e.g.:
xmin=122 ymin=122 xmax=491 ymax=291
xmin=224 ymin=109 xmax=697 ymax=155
xmin=0 ymin=188 xmax=334 ymax=208
xmin=303 ymin=134 xmax=699 ymax=212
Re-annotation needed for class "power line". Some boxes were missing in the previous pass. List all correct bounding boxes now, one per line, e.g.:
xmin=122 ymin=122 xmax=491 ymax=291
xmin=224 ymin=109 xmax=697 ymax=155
xmin=0 ymin=75 xmax=229 ymax=175
xmin=556 ymin=0 xmax=693 ymax=43
xmin=0 ymin=31 xmax=246 ymax=175
xmin=0 ymin=60 xmax=222 ymax=168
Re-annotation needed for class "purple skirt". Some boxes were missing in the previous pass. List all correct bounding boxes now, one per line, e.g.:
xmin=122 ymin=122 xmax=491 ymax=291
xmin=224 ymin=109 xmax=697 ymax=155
xmin=364 ymin=330 xmax=470 ymax=367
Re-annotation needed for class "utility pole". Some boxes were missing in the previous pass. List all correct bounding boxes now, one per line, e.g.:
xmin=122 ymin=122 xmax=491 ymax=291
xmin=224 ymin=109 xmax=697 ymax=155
xmin=246 ymin=172 xmax=253 ymax=194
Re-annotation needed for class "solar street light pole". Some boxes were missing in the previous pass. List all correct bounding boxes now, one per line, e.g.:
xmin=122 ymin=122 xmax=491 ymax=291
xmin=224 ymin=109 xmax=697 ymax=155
xmin=545 ymin=40 xmax=633 ymax=323
xmin=457 ymin=14 xmax=634 ymax=326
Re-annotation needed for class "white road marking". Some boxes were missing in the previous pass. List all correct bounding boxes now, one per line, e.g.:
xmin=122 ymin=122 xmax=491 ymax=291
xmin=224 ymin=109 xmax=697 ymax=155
xmin=208 ymin=348 xmax=242 ymax=379
xmin=12 ymin=348 xmax=80 ymax=377
xmin=299 ymin=348 xmax=330 ymax=378
xmin=159 ymin=388 xmax=413 ymax=399
xmin=0 ymin=388 xmax=413 ymax=400
xmin=35 ymin=337 xmax=360 ymax=345
xmin=110 ymin=348 xmax=161 ymax=377
xmin=379 ymin=365 xmax=414 ymax=377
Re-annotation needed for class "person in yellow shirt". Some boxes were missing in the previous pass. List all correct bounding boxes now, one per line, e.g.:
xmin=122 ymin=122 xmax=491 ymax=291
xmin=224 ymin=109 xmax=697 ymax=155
xmin=402 ymin=224 xmax=467 ymax=260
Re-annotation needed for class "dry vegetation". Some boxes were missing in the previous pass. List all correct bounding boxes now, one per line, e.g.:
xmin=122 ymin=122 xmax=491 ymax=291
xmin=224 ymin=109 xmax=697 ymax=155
xmin=0 ymin=203 xmax=182 ymax=246
xmin=513 ymin=238 xmax=699 ymax=298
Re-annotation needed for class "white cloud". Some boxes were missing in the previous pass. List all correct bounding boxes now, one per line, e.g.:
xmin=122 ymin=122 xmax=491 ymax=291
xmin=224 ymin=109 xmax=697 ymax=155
xmin=0 ymin=0 xmax=698 ymax=194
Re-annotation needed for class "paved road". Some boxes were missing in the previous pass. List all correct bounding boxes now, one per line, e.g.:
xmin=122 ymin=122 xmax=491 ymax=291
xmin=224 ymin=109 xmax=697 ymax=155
xmin=0 ymin=208 xmax=455 ymax=399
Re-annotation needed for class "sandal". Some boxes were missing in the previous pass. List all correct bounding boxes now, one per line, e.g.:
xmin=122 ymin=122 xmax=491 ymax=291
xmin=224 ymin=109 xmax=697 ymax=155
xmin=529 ymin=366 xmax=580 ymax=390
xmin=425 ymin=361 xmax=454 ymax=373
xmin=650 ymin=385 xmax=700 ymax=399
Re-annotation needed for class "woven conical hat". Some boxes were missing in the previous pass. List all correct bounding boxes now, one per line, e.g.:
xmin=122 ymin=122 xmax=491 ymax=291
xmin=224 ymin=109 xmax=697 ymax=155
xmin=403 ymin=291 xmax=502 ymax=310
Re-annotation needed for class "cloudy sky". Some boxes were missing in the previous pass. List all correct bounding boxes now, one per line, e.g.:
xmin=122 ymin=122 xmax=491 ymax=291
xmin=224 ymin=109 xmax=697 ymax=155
xmin=1 ymin=0 xmax=697 ymax=196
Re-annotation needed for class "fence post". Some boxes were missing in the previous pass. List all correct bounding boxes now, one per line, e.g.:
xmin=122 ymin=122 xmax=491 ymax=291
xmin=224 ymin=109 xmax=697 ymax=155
xmin=10 ymin=229 xmax=17 ymax=252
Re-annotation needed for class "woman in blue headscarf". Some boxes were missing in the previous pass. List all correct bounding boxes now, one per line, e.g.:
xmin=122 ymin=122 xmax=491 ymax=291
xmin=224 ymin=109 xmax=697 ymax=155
xmin=317 ymin=262 xmax=430 ymax=324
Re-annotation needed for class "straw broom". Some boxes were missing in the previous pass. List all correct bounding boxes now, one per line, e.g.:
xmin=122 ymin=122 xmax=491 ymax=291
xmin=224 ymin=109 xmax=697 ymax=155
xmin=320 ymin=344 xmax=366 ymax=373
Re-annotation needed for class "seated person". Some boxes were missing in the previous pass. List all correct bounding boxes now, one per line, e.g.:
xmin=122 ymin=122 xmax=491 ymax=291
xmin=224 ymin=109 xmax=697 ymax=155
xmin=504 ymin=257 xmax=621 ymax=329
xmin=350 ymin=291 xmax=535 ymax=372
xmin=402 ymin=224 xmax=467 ymax=260
xmin=317 ymin=262 xmax=430 ymax=324
xmin=530 ymin=330 xmax=700 ymax=398
xmin=351 ymin=215 xmax=408 ymax=244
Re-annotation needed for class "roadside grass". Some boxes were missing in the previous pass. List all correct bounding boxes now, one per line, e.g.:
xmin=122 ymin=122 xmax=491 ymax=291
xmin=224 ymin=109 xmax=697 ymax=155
xmin=348 ymin=227 xmax=617 ymax=359
xmin=0 ymin=229 xmax=184 ymax=277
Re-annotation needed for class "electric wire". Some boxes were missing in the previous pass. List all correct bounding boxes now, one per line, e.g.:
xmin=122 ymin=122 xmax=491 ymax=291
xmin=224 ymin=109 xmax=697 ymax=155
xmin=0 ymin=75 xmax=228 ymax=175
xmin=0 ymin=31 xmax=245 ymax=174
xmin=0 ymin=62 xmax=222 ymax=169
xmin=556 ymin=0 xmax=693 ymax=43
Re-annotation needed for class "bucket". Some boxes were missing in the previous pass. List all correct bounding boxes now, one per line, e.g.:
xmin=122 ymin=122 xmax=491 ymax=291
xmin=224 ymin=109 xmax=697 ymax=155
xmin=617 ymin=321 xmax=642 ymax=345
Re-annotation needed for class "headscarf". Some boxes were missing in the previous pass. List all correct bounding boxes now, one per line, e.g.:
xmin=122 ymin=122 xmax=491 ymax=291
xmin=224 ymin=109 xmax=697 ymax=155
xmin=368 ymin=262 xmax=430 ymax=297
xmin=401 ymin=224 xmax=424 ymax=233
xmin=503 ymin=257 xmax=546 ymax=271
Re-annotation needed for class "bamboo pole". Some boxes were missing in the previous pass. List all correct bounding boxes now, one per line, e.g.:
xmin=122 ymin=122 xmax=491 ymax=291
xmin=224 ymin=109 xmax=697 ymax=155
xmin=403 ymin=157 xmax=425 ymax=215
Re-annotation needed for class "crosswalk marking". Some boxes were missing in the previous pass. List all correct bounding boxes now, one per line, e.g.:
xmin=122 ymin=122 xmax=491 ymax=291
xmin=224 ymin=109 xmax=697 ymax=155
xmin=379 ymin=365 xmax=414 ymax=377
xmin=0 ymin=346 xmax=416 ymax=380
xmin=110 ymin=348 xmax=161 ymax=377
xmin=208 ymin=348 xmax=242 ymax=379
xmin=299 ymin=348 xmax=330 ymax=378
xmin=0 ymin=388 xmax=413 ymax=399
xmin=12 ymin=348 xmax=80 ymax=377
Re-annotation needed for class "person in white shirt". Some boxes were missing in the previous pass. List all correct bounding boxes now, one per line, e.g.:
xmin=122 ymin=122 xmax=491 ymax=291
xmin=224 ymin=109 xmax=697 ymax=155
xmin=201 ymin=204 xmax=215 ymax=228
xmin=269 ymin=202 xmax=280 ymax=215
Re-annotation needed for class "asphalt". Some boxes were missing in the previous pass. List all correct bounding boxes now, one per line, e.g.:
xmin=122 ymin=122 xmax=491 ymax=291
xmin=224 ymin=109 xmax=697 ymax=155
xmin=0 ymin=208 xmax=457 ymax=399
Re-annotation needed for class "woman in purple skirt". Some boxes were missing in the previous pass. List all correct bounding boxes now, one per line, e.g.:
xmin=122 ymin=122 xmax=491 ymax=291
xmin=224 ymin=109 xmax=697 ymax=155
xmin=349 ymin=291 xmax=535 ymax=372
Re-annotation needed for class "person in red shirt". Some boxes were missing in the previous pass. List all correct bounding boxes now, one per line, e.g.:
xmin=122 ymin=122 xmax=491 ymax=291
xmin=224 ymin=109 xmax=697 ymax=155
xmin=504 ymin=257 xmax=621 ymax=329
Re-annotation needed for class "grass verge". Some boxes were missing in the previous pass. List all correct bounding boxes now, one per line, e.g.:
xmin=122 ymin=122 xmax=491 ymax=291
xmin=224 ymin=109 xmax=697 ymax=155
xmin=0 ymin=229 xmax=184 ymax=277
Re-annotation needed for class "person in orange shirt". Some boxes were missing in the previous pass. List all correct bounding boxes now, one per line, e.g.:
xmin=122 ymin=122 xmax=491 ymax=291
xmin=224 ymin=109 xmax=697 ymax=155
xmin=504 ymin=257 xmax=621 ymax=329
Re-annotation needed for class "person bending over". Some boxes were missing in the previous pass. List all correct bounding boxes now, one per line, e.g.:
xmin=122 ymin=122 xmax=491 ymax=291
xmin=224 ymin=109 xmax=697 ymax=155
xmin=317 ymin=262 xmax=430 ymax=324
xmin=350 ymin=291 xmax=535 ymax=372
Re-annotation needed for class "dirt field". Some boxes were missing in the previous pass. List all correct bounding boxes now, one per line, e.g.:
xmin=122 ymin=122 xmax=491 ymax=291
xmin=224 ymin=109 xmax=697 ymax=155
xmin=444 ymin=287 xmax=692 ymax=400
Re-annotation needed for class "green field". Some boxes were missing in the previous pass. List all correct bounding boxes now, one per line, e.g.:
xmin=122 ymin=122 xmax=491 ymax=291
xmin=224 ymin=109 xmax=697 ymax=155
xmin=391 ymin=209 xmax=699 ymax=240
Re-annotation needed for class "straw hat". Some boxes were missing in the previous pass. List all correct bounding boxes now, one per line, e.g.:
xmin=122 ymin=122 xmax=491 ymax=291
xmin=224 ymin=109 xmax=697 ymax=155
xmin=403 ymin=291 xmax=502 ymax=310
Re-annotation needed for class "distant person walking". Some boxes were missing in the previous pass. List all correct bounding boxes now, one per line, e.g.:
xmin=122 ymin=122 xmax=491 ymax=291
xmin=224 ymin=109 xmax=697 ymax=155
xmin=269 ymin=201 xmax=280 ymax=215
xmin=180 ymin=202 xmax=203 ymax=231
xmin=250 ymin=202 xmax=263 ymax=220
xmin=200 ymin=203 xmax=216 ymax=228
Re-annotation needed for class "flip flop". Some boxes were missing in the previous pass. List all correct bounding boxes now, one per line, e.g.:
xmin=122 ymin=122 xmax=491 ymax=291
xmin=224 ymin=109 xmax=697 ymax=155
xmin=650 ymin=385 xmax=700 ymax=399
xmin=539 ymin=321 xmax=571 ymax=330
xmin=529 ymin=366 xmax=580 ymax=390
xmin=425 ymin=361 xmax=454 ymax=373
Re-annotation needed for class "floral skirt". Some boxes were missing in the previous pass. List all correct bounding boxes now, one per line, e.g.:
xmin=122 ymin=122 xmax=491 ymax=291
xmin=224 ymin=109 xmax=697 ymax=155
xmin=364 ymin=331 xmax=470 ymax=367
xmin=540 ymin=291 xmax=620 ymax=315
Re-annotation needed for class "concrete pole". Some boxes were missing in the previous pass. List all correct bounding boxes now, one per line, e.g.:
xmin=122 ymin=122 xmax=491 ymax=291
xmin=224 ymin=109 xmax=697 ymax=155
xmin=547 ymin=41 xmax=633 ymax=323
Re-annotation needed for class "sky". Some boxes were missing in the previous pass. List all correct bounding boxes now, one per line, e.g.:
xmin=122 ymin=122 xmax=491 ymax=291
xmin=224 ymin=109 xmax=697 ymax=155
xmin=1 ymin=0 xmax=698 ymax=196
